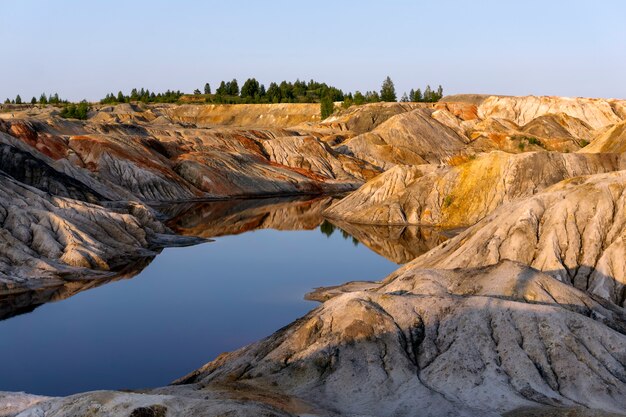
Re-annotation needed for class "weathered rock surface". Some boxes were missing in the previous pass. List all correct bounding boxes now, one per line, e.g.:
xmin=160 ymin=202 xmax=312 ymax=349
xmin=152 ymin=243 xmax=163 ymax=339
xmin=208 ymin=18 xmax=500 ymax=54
xmin=4 ymin=98 xmax=626 ymax=417
xmin=0 ymin=110 xmax=378 ymax=203
xmin=406 ymin=170 xmax=626 ymax=307
xmin=476 ymin=96 xmax=623 ymax=130
xmin=0 ymin=172 xmax=198 ymax=297
xmin=580 ymin=120 xmax=626 ymax=154
xmin=337 ymin=108 xmax=470 ymax=169
xmin=326 ymin=151 xmax=622 ymax=227
xmin=171 ymin=261 xmax=626 ymax=417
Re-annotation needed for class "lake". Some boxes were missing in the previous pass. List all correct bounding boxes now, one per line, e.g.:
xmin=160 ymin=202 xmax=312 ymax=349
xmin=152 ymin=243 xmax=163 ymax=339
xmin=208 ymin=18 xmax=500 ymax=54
xmin=0 ymin=196 xmax=448 ymax=396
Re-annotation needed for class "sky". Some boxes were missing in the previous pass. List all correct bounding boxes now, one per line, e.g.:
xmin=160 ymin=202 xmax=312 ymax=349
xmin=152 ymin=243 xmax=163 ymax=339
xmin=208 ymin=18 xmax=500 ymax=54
xmin=1 ymin=0 xmax=625 ymax=102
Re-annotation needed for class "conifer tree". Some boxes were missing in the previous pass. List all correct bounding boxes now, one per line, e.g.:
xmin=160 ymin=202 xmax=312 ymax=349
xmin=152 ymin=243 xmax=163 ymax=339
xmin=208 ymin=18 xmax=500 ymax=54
xmin=380 ymin=76 xmax=397 ymax=102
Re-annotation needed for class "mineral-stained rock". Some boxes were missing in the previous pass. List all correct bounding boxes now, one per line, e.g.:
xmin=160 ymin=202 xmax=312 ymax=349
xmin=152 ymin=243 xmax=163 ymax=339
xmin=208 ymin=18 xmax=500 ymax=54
xmin=405 ymin=170 xmax=626 ymax=307
xmin=337 ymin=108 xmax=470 ymax=169
xmin=477 ymin=96 xmax=623 ymax=130
xmin=0 ymin=172 xmax=198 ymax=296
xmin=580 ymin=120 xmax=626 ymax=154
xmin=325 ymin=151 xmax=622 ymax=228
xmin=171 ymin=261 xmax=626 ymax=417
xmin=0 ymin=113 xmax=377 ymax=202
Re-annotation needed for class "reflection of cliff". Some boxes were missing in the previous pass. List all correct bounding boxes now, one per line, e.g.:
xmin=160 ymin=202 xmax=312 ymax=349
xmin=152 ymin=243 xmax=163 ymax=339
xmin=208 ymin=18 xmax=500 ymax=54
xmin=164 ymin=196 xmax=455 ymax=265
xmin=0 ymin=256 xmax=155 ymax=321
xmin=163 ymin=196 xmax=336 ymax=238
xmin=327 ymin=219 xmax=455 ymax=264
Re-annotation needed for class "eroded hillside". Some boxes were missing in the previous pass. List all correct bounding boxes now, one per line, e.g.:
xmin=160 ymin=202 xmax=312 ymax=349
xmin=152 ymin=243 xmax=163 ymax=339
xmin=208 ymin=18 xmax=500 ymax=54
xmin=3 ymin=96 xmax=626 ymax=417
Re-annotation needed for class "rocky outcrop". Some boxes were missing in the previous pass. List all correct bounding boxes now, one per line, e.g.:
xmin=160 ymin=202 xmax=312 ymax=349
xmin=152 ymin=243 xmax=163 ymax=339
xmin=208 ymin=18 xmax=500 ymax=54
xmin=4 ymin=97 xmax=626 ymax=417
xmin=325 ymin=151 xmax=622 ymax=228
xmin=337 ymin=108 xmax=470 ymax=169
xmin=580 ymin=120 xmax=626 ymax=154
xmin=162 ymin=103 xmax=321 ymax=128
xmin=0 ymin=172 xmax=198 ymax=296
xmin=405 ymin=170 xmax=626 ymax=307
xmin=170 ymin=261 xmax=626 ymax=417
xmin=0 ymin=115 xmax=378 ymax=202
xmin=319 ymin=102 xmax=424 ymax=134
xmin=477 ymin=96 xmax=624 ymax=130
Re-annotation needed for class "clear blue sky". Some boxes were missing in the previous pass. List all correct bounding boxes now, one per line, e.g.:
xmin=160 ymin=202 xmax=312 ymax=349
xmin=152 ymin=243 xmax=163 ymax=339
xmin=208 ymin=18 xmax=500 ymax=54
xmin=2 ymin=0 xmax=625 ymax=101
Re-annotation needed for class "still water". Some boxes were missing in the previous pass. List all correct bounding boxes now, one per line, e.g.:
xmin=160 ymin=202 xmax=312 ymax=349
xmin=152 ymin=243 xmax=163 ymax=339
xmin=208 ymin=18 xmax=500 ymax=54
xmin=0 ymin=196 xmax=446 ymax=396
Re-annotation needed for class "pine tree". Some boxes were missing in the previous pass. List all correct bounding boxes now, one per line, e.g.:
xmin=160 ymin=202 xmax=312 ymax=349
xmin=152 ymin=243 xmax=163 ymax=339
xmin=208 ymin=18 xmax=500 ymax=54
xmin=39 ymin=93 xmax=48 ymax=104
xmin=400 ymin=92 xmax=409 ymax=102
xmin=228 ymin=79 xmax=239 ymax=96
xmin=436 ymin=85 xmax=444 ymax=101
xmin=380 ymin=76 xmax=396 ymax=102
xmin=204 ymin=83 xmax=211 ymax=95
xmin=31 ymin=97 xmax=37 ymax=104
xmin=15 ymin=95 xmax=22 ymax=104
xmin=415 ymin=88 xmax=423 ymax=102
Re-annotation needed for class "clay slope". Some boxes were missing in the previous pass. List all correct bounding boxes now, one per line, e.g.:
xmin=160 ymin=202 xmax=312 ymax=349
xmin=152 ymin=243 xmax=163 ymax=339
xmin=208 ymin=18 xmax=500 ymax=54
xmin=326 ymin=151 xmax=622 ymax=228
xmin=169 ymin=261 xmax=626 ymax=417
xmin=580 ymin=120 xmax=626 ymax=153
xmin=162 ymin=103 xmax=321 ymax=128
xmin=0 ymin=113 xmax=377 ymax=202
xmin=405 ymin=170 xmax=626 ymax=307
xmin=0 ymin=172 xmax=197 ymax=295
xmin=477 ymin=96 xmax=624 ymax=130
xmin=337 ymin=108 xmax=470 ymax=169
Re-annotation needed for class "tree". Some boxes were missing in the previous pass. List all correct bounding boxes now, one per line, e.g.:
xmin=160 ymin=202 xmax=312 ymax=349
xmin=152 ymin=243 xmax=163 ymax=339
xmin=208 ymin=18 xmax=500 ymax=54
xmin=15 ymin=95 xmax=22 ymax=104
xmin=204 ymin=83 xmax=211 ymax=95
xmin=320 ymin=94 xmax=334 ymax=119
xmin=400 ymin=92 xmax=409 ymax=102
xmin=215 ymin=81 xmax=228 ymax=96
xmin=266 ymin=82 xmax=281 ymax=103
xmin=380 ymin=76 xmax=396 ymax=102
xmin=3 ymin=98 xmax=9 ymax=104
xmin=365 ymin=91 xmax=380 ymax=103
xmin=31 ymin=97 xmax=37 ymax=104
xmin=241 ymin=78 xmax=260 ymax=99
xmin=423 ymin=85 xmax=433 ymax=102
xmin=39 ymin=93 xmax=48 ymax=104
xmin=353 ymin=91 xmax=365 ymax=105
xmin=228 ymin=78 xmax=239 ymax=96
xmin=414 ymin=88 xmax=423 ymax=102
xmin=193 ymin=89 xmax=201 ymax=95
xmin=117 ymin=91 xmax=125 ymax=102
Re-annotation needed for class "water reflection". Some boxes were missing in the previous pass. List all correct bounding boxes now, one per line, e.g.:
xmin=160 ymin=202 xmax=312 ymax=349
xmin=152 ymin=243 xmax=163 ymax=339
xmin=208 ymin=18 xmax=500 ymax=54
xmin=0 ymin=196 xmax=455 ymax=320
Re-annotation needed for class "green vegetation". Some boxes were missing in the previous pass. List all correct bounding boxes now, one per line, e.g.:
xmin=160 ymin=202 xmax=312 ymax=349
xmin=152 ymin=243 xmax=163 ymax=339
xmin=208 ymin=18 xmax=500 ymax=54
xmin=7 ymin=77 xmax=445 ymax=108
xmin=59 ymin=101 xmax=89 ymax=120
xmin=407 ymin=85 xmax=443 ymax=102
xmin=319 ymin=220 xmax=359 ymax=246
xmin=443 ymin=195 xmax=454 ymax=208
xmin=514 ymin=135 xmax=545 ymax=149
xmin=320 ymin=94 xmax=335 ymax=119
xmin=100 ymin=88 xmax=183 ymax=104
xmin=580 ymin=139 xmax=590 ymax=147
xmin=380 ymin=76 xmax=397 ymax=102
